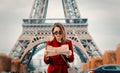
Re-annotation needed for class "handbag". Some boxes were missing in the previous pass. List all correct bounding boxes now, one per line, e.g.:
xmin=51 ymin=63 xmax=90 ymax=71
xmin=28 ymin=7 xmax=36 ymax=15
xmin=61 ymin=55 xmax=78 ymax=73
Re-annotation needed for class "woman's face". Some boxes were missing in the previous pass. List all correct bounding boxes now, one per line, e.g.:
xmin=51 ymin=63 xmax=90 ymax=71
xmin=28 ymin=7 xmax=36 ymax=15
xmin=53 ymin=27 xmax=63 ymax=41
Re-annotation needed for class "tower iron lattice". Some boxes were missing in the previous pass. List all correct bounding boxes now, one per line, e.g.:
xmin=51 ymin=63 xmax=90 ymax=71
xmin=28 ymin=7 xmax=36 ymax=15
xmin=10 ymin=0 xmax=102 ymax=67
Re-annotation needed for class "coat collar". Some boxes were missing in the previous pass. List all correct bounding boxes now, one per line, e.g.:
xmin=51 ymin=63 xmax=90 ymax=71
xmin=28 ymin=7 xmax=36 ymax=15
xmin=51 ymin=38 xmax=62 ymax=47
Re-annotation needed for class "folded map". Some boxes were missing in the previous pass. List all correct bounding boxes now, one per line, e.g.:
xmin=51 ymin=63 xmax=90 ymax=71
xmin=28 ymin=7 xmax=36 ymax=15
xmin=46 ymin=45 xmax=69 ymax=56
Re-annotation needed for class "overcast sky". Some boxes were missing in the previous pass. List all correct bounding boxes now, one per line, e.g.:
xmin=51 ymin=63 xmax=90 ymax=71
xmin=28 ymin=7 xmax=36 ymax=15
xmin=0 ymin=0 xmax=120 ymax=54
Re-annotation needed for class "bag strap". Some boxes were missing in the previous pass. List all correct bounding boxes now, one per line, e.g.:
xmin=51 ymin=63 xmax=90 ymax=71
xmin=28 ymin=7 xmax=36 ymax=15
xmin=61 ymin=55 xmax=71 ymax=68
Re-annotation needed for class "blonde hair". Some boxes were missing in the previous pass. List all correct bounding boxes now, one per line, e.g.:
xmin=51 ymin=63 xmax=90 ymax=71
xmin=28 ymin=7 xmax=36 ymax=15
xmin=52 ymin=23 xmax=66 ymax=42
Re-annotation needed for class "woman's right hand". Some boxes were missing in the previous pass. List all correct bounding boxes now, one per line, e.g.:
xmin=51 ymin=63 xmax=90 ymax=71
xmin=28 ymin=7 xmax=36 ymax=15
xmin=44 ymin=50 xmax=48 ymax=57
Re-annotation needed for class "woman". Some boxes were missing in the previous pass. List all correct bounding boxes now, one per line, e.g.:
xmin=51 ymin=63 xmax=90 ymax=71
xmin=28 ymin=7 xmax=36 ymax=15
xmin=44 ymin=23 xmax=74 ymax=73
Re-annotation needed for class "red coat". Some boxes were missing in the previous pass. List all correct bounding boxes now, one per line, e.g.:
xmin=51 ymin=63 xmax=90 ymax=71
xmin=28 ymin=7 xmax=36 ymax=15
xmin=44 ymin=38 xmax=74 ymax=73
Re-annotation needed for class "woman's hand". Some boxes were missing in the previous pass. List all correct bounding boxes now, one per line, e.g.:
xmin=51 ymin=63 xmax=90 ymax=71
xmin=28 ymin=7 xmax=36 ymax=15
xmin=63 ymin=50 xmax=72 ymax=57
xmin=44 ymin=50 xmax=48 ymax=57
xmin=68 ymin=50 xmax=72 ymax=56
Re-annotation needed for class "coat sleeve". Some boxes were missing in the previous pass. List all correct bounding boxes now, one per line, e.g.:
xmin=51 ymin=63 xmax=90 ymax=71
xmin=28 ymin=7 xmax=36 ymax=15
xmin=67 ymin=40 xmax=74 ymax=62
xmin=44 ymin=41 xmax=51 ymax=64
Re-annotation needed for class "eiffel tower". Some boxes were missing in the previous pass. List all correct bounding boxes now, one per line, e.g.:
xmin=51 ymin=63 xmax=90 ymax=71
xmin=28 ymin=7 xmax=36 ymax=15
xmin=10 ymin=0 xmax=102 ymax=71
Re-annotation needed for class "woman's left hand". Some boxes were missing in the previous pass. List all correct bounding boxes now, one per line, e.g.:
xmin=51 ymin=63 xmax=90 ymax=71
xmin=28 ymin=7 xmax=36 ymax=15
xmin=68 ymin=50 xmax=72 ymax=56
xmin=65 ymin=50 xmax=72 ymax=57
